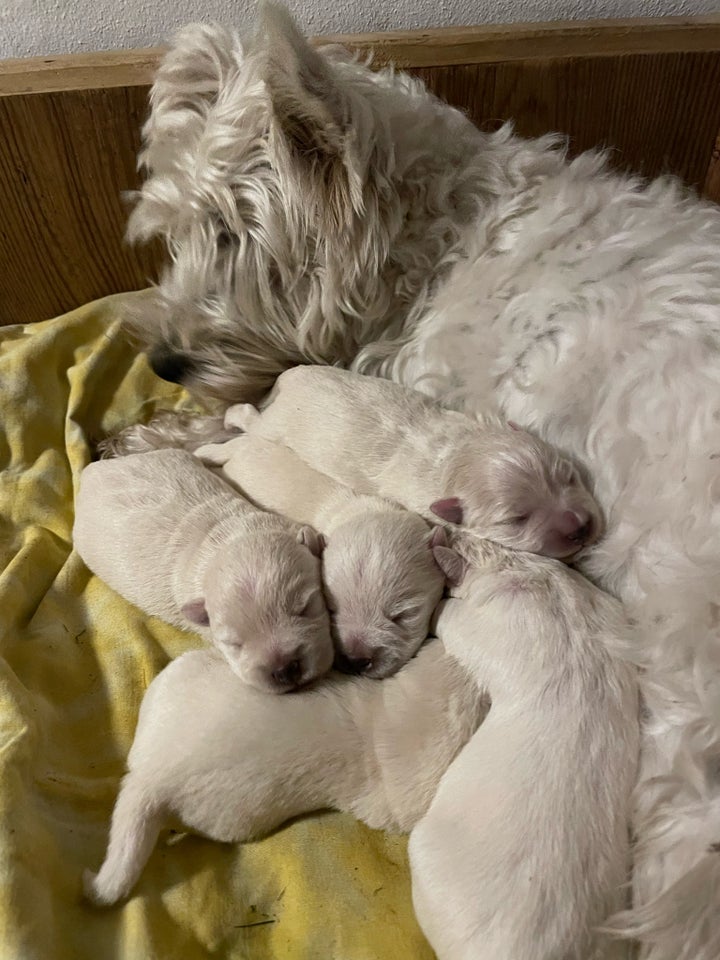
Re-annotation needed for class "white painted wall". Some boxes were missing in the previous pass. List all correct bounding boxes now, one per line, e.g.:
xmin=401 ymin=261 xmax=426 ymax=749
xmin=1 ymin=0 xmax=719 ymax=60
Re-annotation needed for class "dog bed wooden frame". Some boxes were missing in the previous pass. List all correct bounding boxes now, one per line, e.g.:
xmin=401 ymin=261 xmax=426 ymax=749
xmin=0 ymin=15 xmax=719 ymax=323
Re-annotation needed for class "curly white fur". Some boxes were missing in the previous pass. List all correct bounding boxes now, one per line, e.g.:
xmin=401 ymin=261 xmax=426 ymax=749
xmin=124 ymin=5 xmax=720 ymax=956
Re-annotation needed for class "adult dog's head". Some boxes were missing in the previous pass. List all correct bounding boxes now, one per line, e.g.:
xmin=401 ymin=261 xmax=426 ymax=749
xmin=127 ymin=3 xmax=485 ymax=400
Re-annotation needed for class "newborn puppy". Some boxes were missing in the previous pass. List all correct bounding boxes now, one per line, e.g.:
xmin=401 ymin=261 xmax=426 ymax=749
xmin=83 ymin=642 xmax=487 ymax=906
xmin=230 ymin=365 xmax=602 ymax=559
xmin=73 ymin=449 xmax=332 ymax=693
xmin=409 ymin=536 xmax=639 ymax=960
xmin=195 ymin=434 xmax=462 ymax=677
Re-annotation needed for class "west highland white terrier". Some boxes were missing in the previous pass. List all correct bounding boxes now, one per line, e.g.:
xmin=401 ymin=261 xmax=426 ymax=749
xmin=118 ymin=5 xmax=720 ymax=956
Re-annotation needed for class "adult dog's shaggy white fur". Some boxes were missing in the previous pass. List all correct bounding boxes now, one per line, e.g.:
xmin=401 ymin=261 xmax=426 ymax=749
xmin=410 ymin=537 xmax=639 ymax=960
xmin=83 ymin=641 xmax=487 ymax=906
xmin=122 ymin=5 xmax=720 ymax=955
xmin=230 ymin=365 xmax=602 ymax=558
xmin=195 ymin=433 xmax=457 ymax=677
xmin=74 ymin=449 xmax=333 ymax=692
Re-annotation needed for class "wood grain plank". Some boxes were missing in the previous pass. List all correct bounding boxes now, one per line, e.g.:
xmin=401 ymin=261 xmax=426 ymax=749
xmin=414 ymin=51 xmax=720 ymax=187
xmin=0 ymin=86 xmax=158 ymax=324
xmin=1 ymin=16 xmax=720 ymax=94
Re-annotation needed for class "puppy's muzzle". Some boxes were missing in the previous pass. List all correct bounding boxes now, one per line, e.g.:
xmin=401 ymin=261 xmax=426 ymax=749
xmin=335 ymin=653 xmax=373 ymax=675
xmin=270 ymin=658 xmax=303 ymax=689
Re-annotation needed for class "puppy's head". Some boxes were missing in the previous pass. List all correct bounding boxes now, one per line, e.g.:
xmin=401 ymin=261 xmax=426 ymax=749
xmin=431 ymin=420 xmax=603 ymax=560
xmin=323 ymin=513 xmax=460 ymax=679
xmin=183 ymin=526 xmax=333 ymax=692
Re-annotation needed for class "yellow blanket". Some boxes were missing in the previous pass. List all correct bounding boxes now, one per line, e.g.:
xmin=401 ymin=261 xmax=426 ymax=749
xmin=0 ymin=293 xmax=435 ymax=960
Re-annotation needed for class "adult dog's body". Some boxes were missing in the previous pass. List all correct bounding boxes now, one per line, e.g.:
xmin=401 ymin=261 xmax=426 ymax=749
xmin=122 ymin=5 xmax=720 ymax=956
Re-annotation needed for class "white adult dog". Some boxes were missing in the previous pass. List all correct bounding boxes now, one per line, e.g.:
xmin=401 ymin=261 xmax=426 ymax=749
xmin=121 ymin=5 xmax=720 ymax=955
xmin=195 ymin=433 xmax=458 ymax=677
xmin=74 ymin=449 xmax=332 ymax=692
xmin=227 ymin=365 xmax=602 ymax=558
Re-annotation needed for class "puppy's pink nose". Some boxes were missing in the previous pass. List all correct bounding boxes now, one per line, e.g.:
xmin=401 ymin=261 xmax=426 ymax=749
xmin=556 ymin=510 xmax=592 ymax=542
xmin=270 ymin=658 xmax=302 ymax=688
xmin=540 ymin=509 xmax=597 ymax=559
xmin=336 ymin=653 xmax=373 ymax=675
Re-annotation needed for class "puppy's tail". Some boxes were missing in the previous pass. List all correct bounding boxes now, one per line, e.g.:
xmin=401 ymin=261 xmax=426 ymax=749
xmin=83 ymin=776 xmax=164 ymax=907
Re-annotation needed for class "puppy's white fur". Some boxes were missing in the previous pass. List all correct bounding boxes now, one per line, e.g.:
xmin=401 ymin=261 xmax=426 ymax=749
xmin=232 ymin=365 xmax=602 ymax=559
xmin=120 ymin=7 xmax=720 ymax=951
xmin=409 ymin=536 xmax=639 ymax=960
xmin=83 ymin=641 xmax=487 ymax=906
xmin=73 ymin=449 xmax=332 ymax=692
xmin=195 ymin=433 xmax=455 ymax=677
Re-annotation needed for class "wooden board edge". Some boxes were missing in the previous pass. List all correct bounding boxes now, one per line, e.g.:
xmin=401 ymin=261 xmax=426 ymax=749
xmin=2 ymin=15 xmax=720 ymax=96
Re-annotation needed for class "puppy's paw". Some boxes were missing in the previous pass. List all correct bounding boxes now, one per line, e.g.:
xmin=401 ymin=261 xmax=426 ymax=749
xmin=224 ymin=403 xmax=259 ymax=431
xmin=82 ymin=868 xmax=120 ymax=908
xmin=82 ymin=868 xmax=102 ymax=905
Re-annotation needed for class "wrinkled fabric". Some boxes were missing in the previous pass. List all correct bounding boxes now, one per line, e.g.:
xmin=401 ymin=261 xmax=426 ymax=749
xmin=0 ymin=293 xmax=433 ymax=960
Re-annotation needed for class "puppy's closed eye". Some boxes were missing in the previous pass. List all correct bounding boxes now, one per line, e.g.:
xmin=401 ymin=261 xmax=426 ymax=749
xmin=502 ymin=514 xmax=529 ymax=526
xmin=295 ymin=592 xmax=323 ymax=618
xmin=389 ymin=607 xmax=422 ymax=625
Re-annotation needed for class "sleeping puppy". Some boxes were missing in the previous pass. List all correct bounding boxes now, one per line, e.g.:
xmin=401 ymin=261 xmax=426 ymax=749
xmin=85 ymin=530 xmax=636 ymax=957
xmin=83 ymin=641 xmax=487 ymax=906
xmin=195 ymin=434 xmax=462 ymax=677
xmin=73 ymin=449 xmax=333 ymax=693
xmin=409 ymin=535 xmax=639 ymax=960
xmin=227 ymin=365 xmax=603 ymax=559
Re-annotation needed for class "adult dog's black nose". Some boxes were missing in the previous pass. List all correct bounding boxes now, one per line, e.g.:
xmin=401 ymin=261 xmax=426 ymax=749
xmin=148 ymin=346 xmax=194 ymax=384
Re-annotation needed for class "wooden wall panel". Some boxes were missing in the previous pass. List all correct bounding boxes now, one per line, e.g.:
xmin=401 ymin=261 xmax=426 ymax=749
xmin=0 ymin=86 xmax=157 ymax=324
xmin=412 ymin=50 xmax=720 ymax=188
xmin=1 ymin=18 xmax=720 ymax=325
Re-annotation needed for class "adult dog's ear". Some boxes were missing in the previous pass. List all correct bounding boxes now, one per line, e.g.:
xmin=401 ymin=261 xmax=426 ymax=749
xmin=255 ymin=2 xmax=348 ymax=160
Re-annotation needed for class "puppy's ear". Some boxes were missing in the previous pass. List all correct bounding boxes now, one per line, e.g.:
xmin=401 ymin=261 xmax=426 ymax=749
xmin=181 ymin=598 xmax=210 ymax=626
xmin=429 ymin=525 xmax=448 ymax=548
xmin=432 ymin=546 xmax=467 ymax=587
xmin=297 ymin=526 xmax=326 ymax=557
xmin=256 ymin=2 xmax=347 ymax=159
xmin=430 ymin=497 xmax=464 ymax=525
